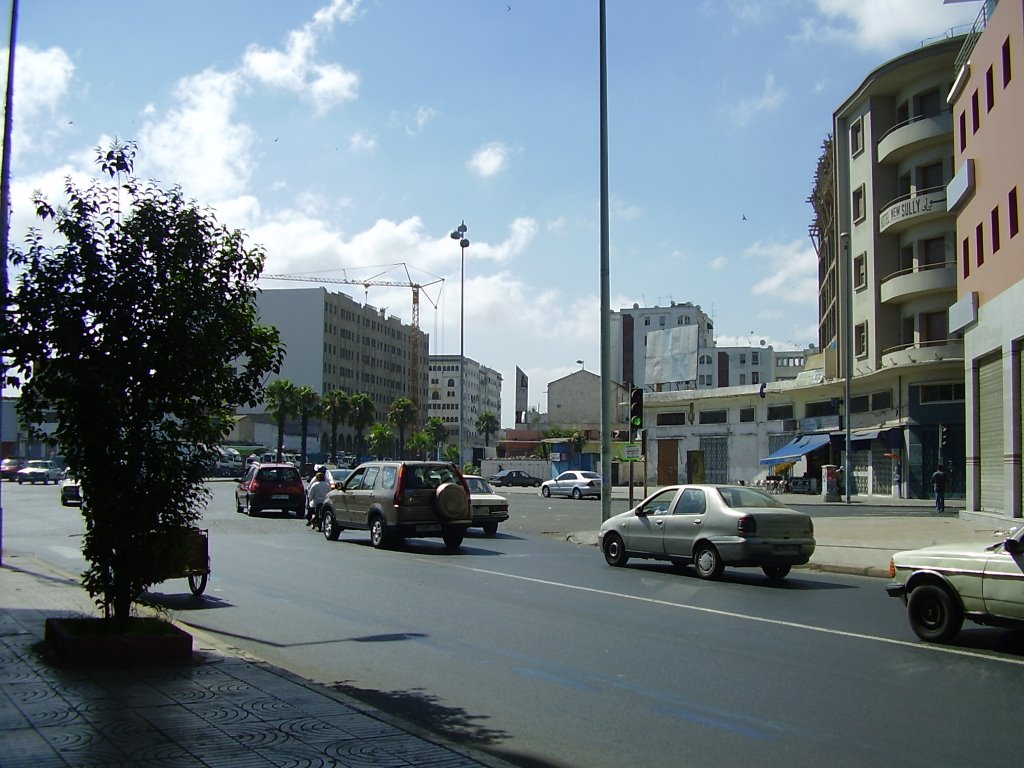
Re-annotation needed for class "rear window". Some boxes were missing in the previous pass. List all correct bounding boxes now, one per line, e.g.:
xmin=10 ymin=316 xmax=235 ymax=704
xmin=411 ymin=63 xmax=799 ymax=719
xmin=405 ymin=464 xmax=460 ymax=489
xmin=256 ymin=467 xmax=300 ymax=483
xmin=716 ymin=487 xmax=786 ymax=509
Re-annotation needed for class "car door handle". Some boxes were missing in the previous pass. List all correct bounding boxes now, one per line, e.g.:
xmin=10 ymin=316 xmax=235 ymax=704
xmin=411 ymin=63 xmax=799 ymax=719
xmin=655 ymin=519 xmax=664 ymax=526
xmin=693 ymin=519 xmax=702 ymax=525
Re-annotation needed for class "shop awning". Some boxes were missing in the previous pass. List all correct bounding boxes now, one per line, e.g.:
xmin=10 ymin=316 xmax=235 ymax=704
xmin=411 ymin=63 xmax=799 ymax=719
xmin=759 ymin=433 xmax=831 ymax=465
xmin=832 ymin=427 xmax=903 ymax=447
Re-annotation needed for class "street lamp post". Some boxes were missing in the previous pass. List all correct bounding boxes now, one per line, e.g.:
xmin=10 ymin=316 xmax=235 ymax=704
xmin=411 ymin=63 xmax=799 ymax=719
xmin=450 ymin=221 xmax=469 ymax=467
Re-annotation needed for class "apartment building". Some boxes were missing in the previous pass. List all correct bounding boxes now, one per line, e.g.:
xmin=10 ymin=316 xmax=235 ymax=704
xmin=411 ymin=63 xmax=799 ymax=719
xmin=427 ymin=355 xmax=502 ymax=457
xmin=242 ymin=287 xmax=429 ymax=453
xmin=947 ymin=0 xmax=1024 ymax=521
xmin=609 ymin=302 xmax=716 ymax=389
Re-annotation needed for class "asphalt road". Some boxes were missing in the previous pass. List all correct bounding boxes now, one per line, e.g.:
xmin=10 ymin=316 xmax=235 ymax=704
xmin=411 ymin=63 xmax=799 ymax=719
xmin=4 ymin=480 xmax=1024 ymax=768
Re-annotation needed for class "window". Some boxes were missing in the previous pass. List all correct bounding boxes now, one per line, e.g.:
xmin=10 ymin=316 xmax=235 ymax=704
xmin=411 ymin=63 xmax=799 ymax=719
xmin=918 ymin=382 xmax=965 ymax=403
xmin=698 ymin=409 xmax=727 ymax=425
xmin=850 ymin=395 xmax=870 ymax=414
xmin=921 ymin=236 xmax=945 ymax=267
xmin=976 ymin=222 xmax=985 ymax=266
xmin=739 ymin=374 xmax=746 ymax=385
xmin=971 ymin=90 xmax=979 ymax=133
xmin=1010 ymin=187 xmax=1019 ymax=238
xmin=986 ymin=66 xmax=995 ymax=111
xmin=644 ymin=316 xmax=651 ymax=326
xmin=855 ymin=321 xmax=868 ymax=357
xmin=751 ymin=351 xmax=759 ymax=365
xmin=854 ymin=252 xmax=867 ymax=288
xmin=1004 ymin=38 xmax=1012 ymax=87
xmin=872 ymin=390 xmax=893 ymax=410
xmin=676 ymin=489 xmax=707 ymax=515
xmin=752 ymin=372 xmax=760 ymax=385
xmin=850 ymin=118 xmax=864 ymax=156
xmin=766 ymin=404 xmax=794 ymax=421
xmin=920 ymin=311 xmax=948 ymax=343
xmin=739 ymin=354 xmax=746 ymax=365
xmin=852 ymin=185 xmax=866 ymax=223
xmin=659 ymin=315 xmax=666 ymax=326
xmin=959 ymin=110 xmax=967 ymax=151
xmin=992 ymin=206 xmax=1001 ymax=253
xmin=739 ymin=407 xmax=755 ymax=423
xmin=805 ymin=400 xmax=837 ymax=418
xmin=656 ymin=412 xmax=689 ymax=426
xmin=919 ymin=161 xmax=943 ymax=190
xmin=962 ymin=236 xmax=970 ymax=278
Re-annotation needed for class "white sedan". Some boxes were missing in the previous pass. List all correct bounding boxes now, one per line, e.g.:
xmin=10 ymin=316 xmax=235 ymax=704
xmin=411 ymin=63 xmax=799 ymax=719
xmin=17 ymin=460 xmax=64 ymax=485
xmin=541 ymin=470 xmax=603 ymax=500
xmin=463 ymin=475 xmax=509 ymax=536
xmin=886 ymin=524 xmax=1024 ymax=642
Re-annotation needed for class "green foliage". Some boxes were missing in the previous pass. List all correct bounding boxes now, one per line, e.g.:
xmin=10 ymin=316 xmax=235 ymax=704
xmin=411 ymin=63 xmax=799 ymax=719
xmin=347 ymin=392 xmax=375 ymax=456
xmin=4 ymin=140 xmax=283 ymax=622
xmin=387 ymin=396 xmax=418 ymax=458
xmin=265 ymin=379 xmax=299 ymax=461
xmin=295 ymin=386 xmax=320 ymax=466
xmin=475 ymin=410 xmax=500 ymax=447
xmin=322 ymin=389 xmax=350 ymax=460
xmin=406 ymin=430 xmax=433 ymax=460
xmin=425 ymin=417 xmax=448 ymax=451
xmin=367 ymin=423 xmax=395 ymax=458
xmin=444 ymin=444 xmax=460 ymax=463
xmin=543 ymin=427 xmax=574 ymax=439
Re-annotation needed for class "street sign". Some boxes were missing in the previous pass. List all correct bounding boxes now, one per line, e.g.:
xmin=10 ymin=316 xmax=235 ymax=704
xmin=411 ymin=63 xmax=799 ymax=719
xmin=623 ymin=444 xmax=643 ymax=461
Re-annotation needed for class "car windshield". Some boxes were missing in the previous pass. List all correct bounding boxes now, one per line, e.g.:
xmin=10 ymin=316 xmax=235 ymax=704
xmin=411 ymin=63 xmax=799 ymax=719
xmin=716 ymin=486 xmax=787 ymax=509
xmin=26 ymin=460 xmax=50 ymax=468
xmin=465 ymin=477 xmax=492 ymax=494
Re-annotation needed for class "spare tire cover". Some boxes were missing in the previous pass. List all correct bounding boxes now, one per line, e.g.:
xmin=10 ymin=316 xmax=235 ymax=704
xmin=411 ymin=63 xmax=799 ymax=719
xmin=435 ymin=482 xmax=468 ymax=520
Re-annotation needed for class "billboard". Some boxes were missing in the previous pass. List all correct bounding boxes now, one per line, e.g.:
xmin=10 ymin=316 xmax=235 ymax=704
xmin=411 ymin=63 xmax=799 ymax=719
xmin=644 ymin=325 xmax=698 ymax=386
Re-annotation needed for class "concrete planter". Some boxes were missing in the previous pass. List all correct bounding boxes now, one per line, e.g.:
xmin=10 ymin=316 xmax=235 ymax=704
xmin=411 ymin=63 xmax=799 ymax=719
xmin=44 ymin=617 xmax=193 ymax=666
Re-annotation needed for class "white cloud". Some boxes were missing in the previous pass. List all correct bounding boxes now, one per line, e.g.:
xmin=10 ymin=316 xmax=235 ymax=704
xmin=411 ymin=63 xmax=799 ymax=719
xmin=747 ymin=238 xmax=819 ymax=306
xmin=804 ymin=0 xmax=979 ymax=52
xmin=468 ymin=141 xmax=513 ymax=177
xmin=349 ymin=131 xmax=377 ymax=154
xmin=711 ymin=256 xmax=727 ymax=270
xmin=8 ymin=45 xmax=75 ymax=158
xmin=611 ymin=197 xmax=641 ymax=221
xmin=408 ymin=105 xmax=437 ymax=135
xmin=731 ymin=72 xmax=785 ymax=126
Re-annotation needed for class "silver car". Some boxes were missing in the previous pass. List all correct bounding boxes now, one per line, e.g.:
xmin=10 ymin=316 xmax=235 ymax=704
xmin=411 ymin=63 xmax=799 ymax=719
xmin=598 ymin=484 xmax=815 ymax=580
xmin=540 ymin=470 xmax=603 ymax=500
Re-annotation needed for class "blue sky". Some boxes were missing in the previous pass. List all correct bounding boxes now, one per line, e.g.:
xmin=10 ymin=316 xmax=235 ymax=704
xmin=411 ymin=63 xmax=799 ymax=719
xmin=7 ymin=0 xmax=980 ymax=426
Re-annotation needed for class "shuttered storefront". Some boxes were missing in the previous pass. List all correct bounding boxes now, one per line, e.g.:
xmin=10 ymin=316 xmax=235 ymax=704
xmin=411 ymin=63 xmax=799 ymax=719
xmin=699 ymin=436 xmax=728 ymax=485
xmin=978 ymin=354 xmax=1003 ymax=513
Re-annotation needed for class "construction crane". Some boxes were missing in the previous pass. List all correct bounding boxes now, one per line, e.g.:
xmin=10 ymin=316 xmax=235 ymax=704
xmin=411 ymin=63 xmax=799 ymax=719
xmin=262 ymin=266 xmax=444 ymax=409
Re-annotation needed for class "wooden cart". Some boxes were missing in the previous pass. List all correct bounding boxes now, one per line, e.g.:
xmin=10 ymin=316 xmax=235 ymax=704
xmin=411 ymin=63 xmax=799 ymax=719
xmin=180 ymin=527 xmax=210 ymax=595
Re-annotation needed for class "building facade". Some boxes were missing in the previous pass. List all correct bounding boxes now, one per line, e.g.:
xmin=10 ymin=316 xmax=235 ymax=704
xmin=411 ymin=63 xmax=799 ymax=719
xmin=246 ymin=287 xmax=429 ymax=454
xmin=427 ymin=355 xmax=502 ymax=456
xmin=610 ymin=303 xmax=715 ymax=389
xmin=948 ymin=0 xmax=1024 ymax=520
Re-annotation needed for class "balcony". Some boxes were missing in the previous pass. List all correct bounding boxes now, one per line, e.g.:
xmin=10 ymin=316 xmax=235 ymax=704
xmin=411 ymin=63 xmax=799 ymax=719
xmin=881 ymin=338 xmax=964 ymax=369
xmin=878 ymin=187 xmax=947 ymax=234
xmin=877 ymin=111 xmax=953 ymax=164
xmin=879 ymin=261 xmax=957 ymax=304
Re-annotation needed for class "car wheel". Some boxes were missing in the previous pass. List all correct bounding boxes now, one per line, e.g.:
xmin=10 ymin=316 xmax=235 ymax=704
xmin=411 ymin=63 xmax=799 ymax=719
xmin=235 ymin=495 xmax=243 ymax=514
xmin=322 ymin=510 xmax=341 ymax=541
xmin=541 ymin=486 xmax=551 ymax=497
xmin=762 ymin=564 xmax=792 ymax=580
xmin=17 ymin=478 xmax=22 ymax=484
xmin=907 ymin=583 xmax=964 ymax=643
xmin=571 ymin=487 xmax=583 ymax=500
xmin=482 ymin=522 xmax=499 ymax=537
xmin=434 ymin=483 xmax=467 ymax=520
xmin=442 ymin=526 xmax=465 ymax=548
xmin=602 ymin=533 xmax=629 ymax=566
xmin=533 ymin=480 xmax=541 ymax=487
xmin=243 ymin=497 xmax=253 ymax=516
xmin=369 ymin=515 xmax=390 ymax=549
xmin=694 ymin=543 xmax=724 ymax=580
xmin=188 ymin=573 xmax=208 ymax=596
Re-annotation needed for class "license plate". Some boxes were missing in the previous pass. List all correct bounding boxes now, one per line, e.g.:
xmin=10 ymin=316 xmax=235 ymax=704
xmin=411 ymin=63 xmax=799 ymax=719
xmin=416 ymin=524 xmax=442 ymax=533
xmin=271 ymin=494 xmax=290 ymax=500
xmin=774 ymin=544 xmax=799 ymax=555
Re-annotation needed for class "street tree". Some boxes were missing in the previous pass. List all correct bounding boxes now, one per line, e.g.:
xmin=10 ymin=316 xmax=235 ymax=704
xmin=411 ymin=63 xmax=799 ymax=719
xmin=4 ymin=140 xmax=283 ymax=623
xmin=347 ymin=392 xmax=375 ymax=458
xmin=475 ymin=411 xmax=499 ymax=447
xmin=265 ymin=379 xmax=299 ymax=461
xmin=425 ymin=417 xmax=449 ymax=459
xmin=322 ymin=389 xmax=350 ymax=461
xmin=387 ymin=397 xmax=418 ymax=458
xmin=295 ymin=386 xmax=320 ymax=467
xmin=367 ymin=423 xmax=395 ymax=458
xmin=406 ymin=430 xmax=433 ymax=460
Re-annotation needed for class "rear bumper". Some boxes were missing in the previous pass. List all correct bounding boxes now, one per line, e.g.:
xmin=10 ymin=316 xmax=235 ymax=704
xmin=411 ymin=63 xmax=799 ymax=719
xmin=713 ymin=538 xmax=815 ymax=566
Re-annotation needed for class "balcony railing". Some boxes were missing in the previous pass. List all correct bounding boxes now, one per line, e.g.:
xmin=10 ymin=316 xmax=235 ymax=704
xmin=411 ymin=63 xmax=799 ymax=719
xmin=953 ymin=0 xmax=998 ymax=75
xmin=881 ymin=338 xmax=963 ymax=368
xmin=876 ymin=110 xmax=953 ymax=164
xmin=879 ymin=261 xmax=957 ymax=304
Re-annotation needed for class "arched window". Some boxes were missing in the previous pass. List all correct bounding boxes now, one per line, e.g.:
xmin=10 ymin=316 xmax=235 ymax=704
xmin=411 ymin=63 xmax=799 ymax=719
xmin=431 ymin=391 xmax=440 ymax=400
xmin=447 ymin=378 xmax=455 ymax=388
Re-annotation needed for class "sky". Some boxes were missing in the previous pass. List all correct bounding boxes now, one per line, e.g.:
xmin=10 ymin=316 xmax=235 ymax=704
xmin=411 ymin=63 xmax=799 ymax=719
xmin=6 ymin=0 xmax=981 ymax=427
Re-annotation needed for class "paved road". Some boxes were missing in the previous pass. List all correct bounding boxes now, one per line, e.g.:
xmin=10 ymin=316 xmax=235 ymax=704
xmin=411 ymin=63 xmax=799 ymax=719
xmin=4 ymin=481 xmax=1024 ymax=768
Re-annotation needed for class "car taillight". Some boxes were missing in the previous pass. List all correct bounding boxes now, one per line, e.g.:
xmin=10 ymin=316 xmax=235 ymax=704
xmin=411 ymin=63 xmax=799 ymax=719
xmin=737 ymin=515 xmax=757 ymax=535
xmin=394 ymin=467 xmax=406 ymax=507
xmin=889 ymin=558 xmax=896 ymax=578
xmin=586 ymin=480 xmax=596 ymax=487
xmin=250 ymin=479 xmax=262 ymax=492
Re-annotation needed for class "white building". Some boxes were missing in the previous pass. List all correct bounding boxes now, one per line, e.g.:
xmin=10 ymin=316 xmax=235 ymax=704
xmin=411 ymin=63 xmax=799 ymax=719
xmin=427 ymin=355 xmax=502 ymax=456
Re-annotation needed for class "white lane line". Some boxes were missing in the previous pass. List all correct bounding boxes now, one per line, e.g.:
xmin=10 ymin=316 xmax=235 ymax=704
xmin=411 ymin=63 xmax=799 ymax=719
xmin=448 ymin=563 xmax=1024 ymax=667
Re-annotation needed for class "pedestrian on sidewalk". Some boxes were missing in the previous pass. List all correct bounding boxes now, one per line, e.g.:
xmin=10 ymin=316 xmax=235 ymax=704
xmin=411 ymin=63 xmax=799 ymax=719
xmin=931 ymin=465 xmax=947 ymax=512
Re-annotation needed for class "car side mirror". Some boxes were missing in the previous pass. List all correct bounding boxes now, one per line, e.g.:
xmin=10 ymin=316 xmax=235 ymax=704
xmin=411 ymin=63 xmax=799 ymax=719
xmin=1004 ymin=538 xmax=1022 ymax=555
xmin=635 ymin=508 xmax=647 ymax=517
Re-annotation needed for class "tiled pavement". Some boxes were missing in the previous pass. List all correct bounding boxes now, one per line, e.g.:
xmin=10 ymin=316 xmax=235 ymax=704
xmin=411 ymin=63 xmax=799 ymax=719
xmin=0 ymin=559 xmax=506 ymax=768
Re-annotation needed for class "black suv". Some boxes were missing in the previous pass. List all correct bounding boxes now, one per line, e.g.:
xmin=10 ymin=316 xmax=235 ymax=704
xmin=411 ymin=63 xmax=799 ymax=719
xmin=321 ymin=461 xmax=472 ymax=549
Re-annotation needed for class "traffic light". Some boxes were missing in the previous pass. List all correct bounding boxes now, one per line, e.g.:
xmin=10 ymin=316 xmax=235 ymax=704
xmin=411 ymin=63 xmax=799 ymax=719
xmin=940 ymin=424 xmax=948 ymax=447
xmin=630 ymin=387 xmax=644 ymax=430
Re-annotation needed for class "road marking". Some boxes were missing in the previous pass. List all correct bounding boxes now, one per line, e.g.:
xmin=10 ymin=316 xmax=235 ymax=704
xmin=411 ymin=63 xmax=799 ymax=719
xmin=448 ymin=564 xmax=1024 ymax=667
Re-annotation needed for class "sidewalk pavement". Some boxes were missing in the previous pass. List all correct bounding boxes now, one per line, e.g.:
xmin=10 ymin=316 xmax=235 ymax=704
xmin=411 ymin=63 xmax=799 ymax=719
xmin=2 ymin=495 xmax=1018 ymax=767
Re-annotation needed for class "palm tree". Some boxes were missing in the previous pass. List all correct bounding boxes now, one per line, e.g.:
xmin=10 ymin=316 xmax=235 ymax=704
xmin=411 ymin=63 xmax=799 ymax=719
xmin=265 ymin=379 xmax=299 ymax=461
xmin=387 ymin=397 xmax=419 ymax=458
xmin=425 ymin=417 xmax=449 ymax=460
xmin=367 ymin=423 xmax=395 ymax=458
xmin=295 ymin=386 xmax=320 ymax=469
xmin=347 ymin=392 xmax=376 ymax=459
xmin=570 ymin=430 xmax=587 ymax=469
xmin=475 ymin=411 xmax=500 ymax=447
xmin=322 ymin=389 xmax=350 ymax=462
xmin=406 ymin=431 xmax=433 ymax=460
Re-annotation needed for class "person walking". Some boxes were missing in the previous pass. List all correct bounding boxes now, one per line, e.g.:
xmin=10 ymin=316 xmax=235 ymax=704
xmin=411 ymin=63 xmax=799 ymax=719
xmin=931 ymin=465 xmax=947 ymax=512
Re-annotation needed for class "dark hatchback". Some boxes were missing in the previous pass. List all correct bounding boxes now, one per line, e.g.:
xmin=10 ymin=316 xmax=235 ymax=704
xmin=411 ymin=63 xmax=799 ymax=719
xmin=488 ymin=469 xmax=542 ymax=487
xmin=235 ymin=463 xmax=306 ymax=516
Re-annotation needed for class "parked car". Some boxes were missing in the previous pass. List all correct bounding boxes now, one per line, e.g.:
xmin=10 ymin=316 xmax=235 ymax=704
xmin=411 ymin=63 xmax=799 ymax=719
xmin=488 ymin=469 xmax=542 ymax=488
xmin=17 ymin=459 xmax=64 ymax=485
xmin=1 ymin=457 xmax=25 ymax=481
xmin=59 ymin=469 xmax=82 ymax=506
xmin=235 ymin=463 xmax=306 ymax=516
xmin=541 ymin=470 xmax=604 ymax=500
xmin=464 ymin=475 xmax=510 ymax=536
xmin=598 ymin=484 xmax=816 ymax=580
xmin=886 ymin=524 xmax=1024 ymax=643
xmin=320 ymin=460 xmax=471 ymax=549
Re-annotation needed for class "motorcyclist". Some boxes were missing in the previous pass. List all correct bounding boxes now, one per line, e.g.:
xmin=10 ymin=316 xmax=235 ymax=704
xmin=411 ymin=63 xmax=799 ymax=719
xmin=306 ymin=466 xmax=332 ymax=529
